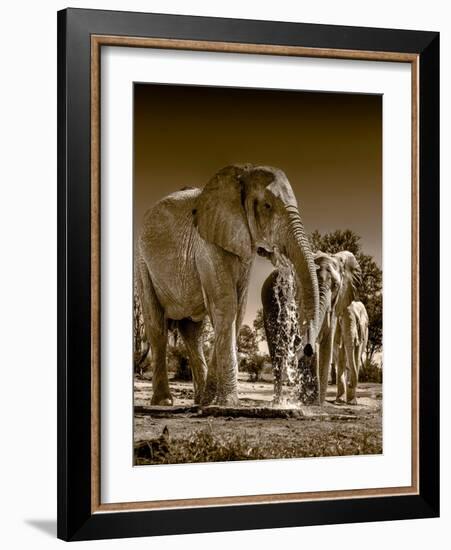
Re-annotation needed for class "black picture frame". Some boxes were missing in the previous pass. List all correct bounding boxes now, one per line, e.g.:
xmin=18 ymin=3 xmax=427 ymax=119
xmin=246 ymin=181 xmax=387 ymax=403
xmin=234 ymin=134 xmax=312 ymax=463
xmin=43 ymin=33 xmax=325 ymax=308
xmin=57 ymin=7 xmax=439 ymax=541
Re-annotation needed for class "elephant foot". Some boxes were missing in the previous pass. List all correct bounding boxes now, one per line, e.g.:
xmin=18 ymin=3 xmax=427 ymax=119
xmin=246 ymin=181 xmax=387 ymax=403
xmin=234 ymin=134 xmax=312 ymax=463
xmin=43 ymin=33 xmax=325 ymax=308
xmin=151 ymin=393 xmax=173 ymax=406
xmin=194 ymin=387 xmax=208 ymax=406
xmin=272 ymin=396 xmax=283 ymax=406
xmin=200 ymin=389 xmax=216 ymax=406
xmin=347 ymin=398 xmax=358 ymax=405
xmin=200 ymin=396 xmax=214 ymax=406
xmin=200 ymin=380 xmax=218 ymax=406
xmin=213 ymin=393 xmax=239 ymax=407
xmin=334 ymin=397 xmax=346 ymax=405
xmin=193 ymin=393 xmax=202 ymax=405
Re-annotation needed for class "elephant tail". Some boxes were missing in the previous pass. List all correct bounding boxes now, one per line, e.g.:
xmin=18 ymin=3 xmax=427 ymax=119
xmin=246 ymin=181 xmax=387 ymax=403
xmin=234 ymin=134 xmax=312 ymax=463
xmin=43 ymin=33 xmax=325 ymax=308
xmin=134 ymin=251 xmax=151 ymax=369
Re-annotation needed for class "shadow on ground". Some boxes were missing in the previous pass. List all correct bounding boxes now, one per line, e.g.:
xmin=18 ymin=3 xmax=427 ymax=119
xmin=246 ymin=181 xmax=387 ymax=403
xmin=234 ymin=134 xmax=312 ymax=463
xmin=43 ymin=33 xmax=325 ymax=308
xmin=25 ymin=519 xmax=57 ymax=538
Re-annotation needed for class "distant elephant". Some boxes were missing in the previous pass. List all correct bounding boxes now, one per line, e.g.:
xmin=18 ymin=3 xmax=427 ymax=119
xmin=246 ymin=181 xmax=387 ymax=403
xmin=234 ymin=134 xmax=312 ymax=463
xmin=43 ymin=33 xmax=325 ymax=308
xmin=333 ymin=300 xmax=369 ymax=404
xmin=262 ymin=250 xmax=361 ymax=405
xmin=137 ymin=164 xmax=319 ymax=406
xmin=315 ymin=251 xmax=362 ymax=404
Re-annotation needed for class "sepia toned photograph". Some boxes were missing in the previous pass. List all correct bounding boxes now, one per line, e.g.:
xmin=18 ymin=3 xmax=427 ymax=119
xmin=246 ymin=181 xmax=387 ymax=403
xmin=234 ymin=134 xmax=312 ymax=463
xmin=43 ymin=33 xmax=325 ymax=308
xmin=57 ymin=11 xmax=439 ymax=540
xmin=133 ymin=83 xmax=383 ymax=466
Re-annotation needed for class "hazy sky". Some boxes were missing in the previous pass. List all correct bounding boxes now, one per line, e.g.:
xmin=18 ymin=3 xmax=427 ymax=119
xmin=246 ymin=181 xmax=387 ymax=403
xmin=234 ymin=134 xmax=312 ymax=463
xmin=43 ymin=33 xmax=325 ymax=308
xmin=134 ymin=83 xmax=382 ymax=328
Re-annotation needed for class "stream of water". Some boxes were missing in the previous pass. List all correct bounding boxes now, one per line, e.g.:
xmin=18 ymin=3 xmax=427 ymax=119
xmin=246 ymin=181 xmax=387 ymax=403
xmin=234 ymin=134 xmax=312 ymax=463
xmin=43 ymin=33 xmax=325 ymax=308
xmin=271 ymin=267 xmax=318 ymax=406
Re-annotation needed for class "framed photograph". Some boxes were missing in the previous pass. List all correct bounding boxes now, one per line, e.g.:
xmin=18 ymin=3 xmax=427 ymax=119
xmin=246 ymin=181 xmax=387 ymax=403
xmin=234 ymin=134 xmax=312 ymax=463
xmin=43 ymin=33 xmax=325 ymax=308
xmin=57 ymin=8 xmax=439 ymax=541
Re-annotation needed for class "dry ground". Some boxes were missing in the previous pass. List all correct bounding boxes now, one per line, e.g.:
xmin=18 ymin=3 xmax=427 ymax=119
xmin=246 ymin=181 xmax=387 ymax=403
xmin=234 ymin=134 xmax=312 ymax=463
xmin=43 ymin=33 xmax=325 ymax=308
xmin=134 ymin=372 xmax=382 ymax=465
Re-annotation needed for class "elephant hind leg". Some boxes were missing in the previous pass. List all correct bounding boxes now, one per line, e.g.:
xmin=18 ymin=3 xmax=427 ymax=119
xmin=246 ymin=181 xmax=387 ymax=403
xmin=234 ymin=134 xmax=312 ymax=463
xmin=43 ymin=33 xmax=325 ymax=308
xmin=201 ymin=352 xmax=217 ymax=406
xmin=137 ymin=260 xmax=172 ymax=406
xmin=335 ymin=344 xmax=347 ymax=403
xmin=178 ymin=318 xmax=208 ymax=404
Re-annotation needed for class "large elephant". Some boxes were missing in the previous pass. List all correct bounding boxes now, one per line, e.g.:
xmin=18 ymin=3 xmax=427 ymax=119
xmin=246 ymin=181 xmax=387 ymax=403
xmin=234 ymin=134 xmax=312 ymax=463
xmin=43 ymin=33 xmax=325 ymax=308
xmin=333 ymin=300 xmax=369 ymax=404
xmin=137 ymin=164 xmax=319 ymax=406
xmin=262 ymin=250 xmax=361 ymax=405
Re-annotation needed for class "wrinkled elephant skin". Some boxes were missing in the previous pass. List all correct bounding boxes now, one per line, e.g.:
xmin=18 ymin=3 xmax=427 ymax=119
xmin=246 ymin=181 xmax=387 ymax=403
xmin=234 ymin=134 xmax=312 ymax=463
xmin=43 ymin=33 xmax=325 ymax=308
xmin=137 ymin=165 xmax=319 ymax=406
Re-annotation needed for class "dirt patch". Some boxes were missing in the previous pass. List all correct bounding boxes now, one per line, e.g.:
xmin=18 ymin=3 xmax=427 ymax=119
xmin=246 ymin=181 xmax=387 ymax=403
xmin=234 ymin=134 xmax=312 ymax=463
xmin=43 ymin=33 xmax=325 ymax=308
xmin=134 ymin=373 xmax=382 ymax=465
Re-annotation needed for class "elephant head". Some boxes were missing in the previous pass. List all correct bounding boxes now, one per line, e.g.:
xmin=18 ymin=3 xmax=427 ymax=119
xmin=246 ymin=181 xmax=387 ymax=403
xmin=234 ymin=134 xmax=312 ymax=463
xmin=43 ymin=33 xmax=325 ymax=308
xmin=314 ymin=250 xmax=362 ymax=339
xmin=194 ymin=164 xmax=319 ymax=350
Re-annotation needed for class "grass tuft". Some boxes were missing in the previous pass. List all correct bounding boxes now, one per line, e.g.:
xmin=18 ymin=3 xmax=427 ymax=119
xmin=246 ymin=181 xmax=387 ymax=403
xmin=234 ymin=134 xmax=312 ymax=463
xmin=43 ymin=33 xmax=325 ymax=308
xmin=135 ymin=423 xmax=382 ymax=465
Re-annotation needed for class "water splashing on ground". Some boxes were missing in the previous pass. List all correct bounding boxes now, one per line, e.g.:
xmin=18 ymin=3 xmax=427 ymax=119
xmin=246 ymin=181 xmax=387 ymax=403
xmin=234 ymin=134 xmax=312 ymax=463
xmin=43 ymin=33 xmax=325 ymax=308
xmin=271 ymin=266 xmax=319 ymax=407
xmin=271 ymin=267 xmax=302 ymax=407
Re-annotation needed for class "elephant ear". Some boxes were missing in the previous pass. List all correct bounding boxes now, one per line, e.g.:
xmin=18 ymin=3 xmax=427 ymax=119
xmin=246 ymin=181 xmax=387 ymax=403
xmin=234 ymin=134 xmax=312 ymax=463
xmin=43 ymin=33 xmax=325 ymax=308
xmin=339 ymin=251 xmax=362 ymax=301
xmin=194 ymin=166 xmax=252 ymax=258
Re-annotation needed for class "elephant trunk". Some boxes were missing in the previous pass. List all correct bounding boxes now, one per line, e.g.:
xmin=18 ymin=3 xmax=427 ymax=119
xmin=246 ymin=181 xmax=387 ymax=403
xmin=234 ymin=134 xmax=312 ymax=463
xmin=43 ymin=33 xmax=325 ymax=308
xmin=284 ymin=205 xmax=319 ymax=351
xmin=317 ymin=280 xmax=332 ymax=338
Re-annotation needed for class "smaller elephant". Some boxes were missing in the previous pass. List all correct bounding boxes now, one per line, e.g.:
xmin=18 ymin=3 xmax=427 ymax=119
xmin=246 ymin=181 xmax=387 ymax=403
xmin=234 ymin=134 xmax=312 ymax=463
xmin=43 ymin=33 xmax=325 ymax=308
xmin=333 ymin=300 xmax=369 ymax=404
xmin=262 ymin=250 xmax=362 ymax=405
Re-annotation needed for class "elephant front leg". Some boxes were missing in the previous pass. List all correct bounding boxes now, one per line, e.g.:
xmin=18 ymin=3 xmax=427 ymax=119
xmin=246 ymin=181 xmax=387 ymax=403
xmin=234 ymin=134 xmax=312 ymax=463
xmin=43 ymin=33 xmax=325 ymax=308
xmin=196 ymin=248 xmax=240 ymax=406
xmin=318 ymin=323 xmax=335 ymax=406
xmin=200 ymin=315 xmax=237 ymax=406
xmin=345 ymin=345 xmax=359 ymax=405
xmin=201 ymin=353 xmax=218 ymax=406
xmin=341 ymin=313 xmax=359 ymax=405
xmin=335 ymin=345 xmax=347 ymax=404
xmin=213 ymin=319 xmax=239 ymax=406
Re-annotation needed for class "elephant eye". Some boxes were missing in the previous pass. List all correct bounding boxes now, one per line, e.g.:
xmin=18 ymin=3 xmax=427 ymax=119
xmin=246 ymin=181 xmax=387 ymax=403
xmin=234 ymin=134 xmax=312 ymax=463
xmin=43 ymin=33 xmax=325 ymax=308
xmin=264 ymin=202 xmax=271 ymax=210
